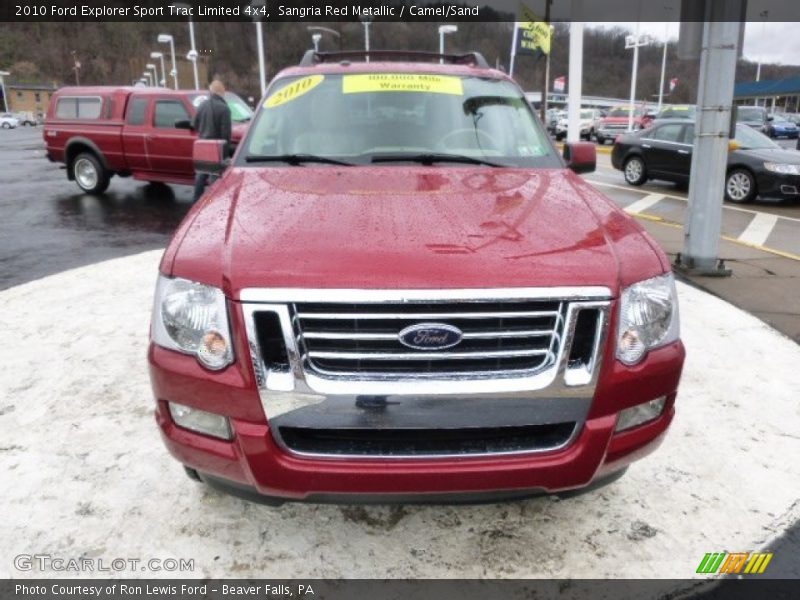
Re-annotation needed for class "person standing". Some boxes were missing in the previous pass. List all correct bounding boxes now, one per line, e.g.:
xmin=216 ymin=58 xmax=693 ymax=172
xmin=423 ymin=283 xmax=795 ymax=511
xmin=192 ymin=80 xmax=232 ymax=201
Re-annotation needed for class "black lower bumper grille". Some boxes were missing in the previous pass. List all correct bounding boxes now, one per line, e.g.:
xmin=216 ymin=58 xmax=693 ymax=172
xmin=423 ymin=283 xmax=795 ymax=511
xmin=277 ymin=423 xmax=576 ymax=457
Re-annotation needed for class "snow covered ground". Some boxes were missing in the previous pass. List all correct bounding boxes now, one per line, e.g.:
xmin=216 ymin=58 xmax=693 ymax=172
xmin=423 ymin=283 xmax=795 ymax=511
xmin=1 ymin=250 xmax=798 ymax=581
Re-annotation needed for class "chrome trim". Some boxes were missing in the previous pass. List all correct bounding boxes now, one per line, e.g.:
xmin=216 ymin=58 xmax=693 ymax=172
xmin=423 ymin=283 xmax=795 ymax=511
xmin=240 ymin=286 xmax=613 ymax=303
xmin=295 ymin=309 xmax=561 ymax=320
xmin=306 ymin=348 xmax=550 ymax=361
xmin=299 ymin=329 xmax=554 ymax=340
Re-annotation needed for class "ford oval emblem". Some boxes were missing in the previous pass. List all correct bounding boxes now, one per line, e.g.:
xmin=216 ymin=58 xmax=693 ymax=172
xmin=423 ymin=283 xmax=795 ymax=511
xmin=398 ymin=323 xmax=463 ymax=351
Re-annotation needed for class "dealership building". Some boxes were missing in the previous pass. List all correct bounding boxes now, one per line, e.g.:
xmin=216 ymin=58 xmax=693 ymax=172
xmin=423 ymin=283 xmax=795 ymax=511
xmin=734 ymin=76 xmax=800 ymax=113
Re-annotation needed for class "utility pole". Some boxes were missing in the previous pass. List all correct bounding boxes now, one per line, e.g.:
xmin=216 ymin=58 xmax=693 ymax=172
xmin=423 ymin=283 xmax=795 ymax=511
xmin=566 ymin=18 xmax=584 ymax=143
xmin=538 ymin=0 xmax=552 ymax=124
xmin=678 ymin=2 xmax=744 ymax=276
xmin=71 ymin=51 xmax=80 ymax=85
xmin=657 ymin=15 xmax=671 ymax=111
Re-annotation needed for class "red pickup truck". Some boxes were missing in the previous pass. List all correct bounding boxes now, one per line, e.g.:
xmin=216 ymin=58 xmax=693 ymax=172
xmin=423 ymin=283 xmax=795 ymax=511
xmin=149 ymin=51 xmax=684 ymax=504
xmin=43 ymin=86 xmax=252 ymax=194
xmin=595 ymin=104 xmax=655 ymax=145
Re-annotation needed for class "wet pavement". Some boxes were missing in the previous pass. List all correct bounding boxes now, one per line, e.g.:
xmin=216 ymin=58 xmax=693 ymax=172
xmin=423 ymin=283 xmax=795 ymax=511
xmin=0 ymin=126 xmax=194 ymax=290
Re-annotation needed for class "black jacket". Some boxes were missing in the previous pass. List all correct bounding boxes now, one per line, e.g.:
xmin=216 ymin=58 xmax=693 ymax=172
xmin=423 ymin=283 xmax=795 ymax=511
xmin=192 ymin=93 xmax=232 ymax=145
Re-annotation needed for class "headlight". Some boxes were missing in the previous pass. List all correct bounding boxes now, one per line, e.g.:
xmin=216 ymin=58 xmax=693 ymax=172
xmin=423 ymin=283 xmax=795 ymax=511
xmin=764 ymin=162 xmax=800 ymax=175
xmin=151 ymin=275 xmax=234 ymax=370
xmin=616 ymin=273 xmax=680 ymax=365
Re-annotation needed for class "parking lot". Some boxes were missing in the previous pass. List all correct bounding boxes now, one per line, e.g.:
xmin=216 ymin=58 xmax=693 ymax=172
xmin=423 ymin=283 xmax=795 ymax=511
xmin=1 ymin=123 xmax=799 ymax=582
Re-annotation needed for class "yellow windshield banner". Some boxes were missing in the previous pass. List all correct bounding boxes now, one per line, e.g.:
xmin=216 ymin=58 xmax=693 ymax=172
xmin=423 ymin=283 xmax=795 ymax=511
xmin=342 ymin=74 xmax=464 ymax=95
xmin=265 ymin=75 xmax=325 ymax=108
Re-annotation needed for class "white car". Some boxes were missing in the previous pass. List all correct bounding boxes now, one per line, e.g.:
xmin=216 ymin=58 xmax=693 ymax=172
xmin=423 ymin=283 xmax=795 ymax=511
xmin=554 ymin=108 xmax=600 ymax=141
xmin=1 ymin=114 xmax=20 ymax=129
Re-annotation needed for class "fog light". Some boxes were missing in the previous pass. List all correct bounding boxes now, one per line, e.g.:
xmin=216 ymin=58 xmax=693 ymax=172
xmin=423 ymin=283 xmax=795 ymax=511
xmin=169 ymin=402 xmax=232 ymax=440
xmin=615 ymin=396 xmax=666 ymax=432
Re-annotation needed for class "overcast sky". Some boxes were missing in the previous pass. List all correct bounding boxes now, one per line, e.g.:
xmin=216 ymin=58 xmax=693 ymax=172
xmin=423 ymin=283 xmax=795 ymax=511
xmin=592 ymin=22 xmax=800 ymax=66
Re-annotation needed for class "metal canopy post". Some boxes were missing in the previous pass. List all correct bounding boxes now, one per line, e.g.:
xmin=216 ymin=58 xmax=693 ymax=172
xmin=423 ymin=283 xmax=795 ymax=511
xmin=677 ymin=0 xmax=745 ymax=276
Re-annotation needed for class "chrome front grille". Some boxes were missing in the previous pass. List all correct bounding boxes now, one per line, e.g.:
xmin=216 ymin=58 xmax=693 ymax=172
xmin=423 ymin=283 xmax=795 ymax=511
xmin=291 ymin=300 xmax=565 ymax=379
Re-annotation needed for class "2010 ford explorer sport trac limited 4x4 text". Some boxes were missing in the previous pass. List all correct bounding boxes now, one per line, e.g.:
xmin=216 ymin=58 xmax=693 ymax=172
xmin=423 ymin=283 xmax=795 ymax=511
xmin=148 ymin=51 xmax=685 ymax=504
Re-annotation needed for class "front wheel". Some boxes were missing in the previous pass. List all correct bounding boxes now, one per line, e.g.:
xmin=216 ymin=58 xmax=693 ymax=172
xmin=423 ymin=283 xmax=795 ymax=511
xmin=725 ymin=169 xmax=756 ymax=203
xmin=596 ymin=135 xmax=606 ymax=145
xmin=1 ymin=123 xmax=9 ymax=129
xmin=72 ymin=152 xmax=110 ymax=194
xmin=623 ymin=155 xmax=647 ymax=186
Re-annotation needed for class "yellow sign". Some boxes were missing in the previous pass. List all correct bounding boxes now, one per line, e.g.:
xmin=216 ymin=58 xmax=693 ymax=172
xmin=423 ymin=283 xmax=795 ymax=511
xmin=519 ymin=3 xmax=551 ymax=55
xmin=342 ymin=74 xmax=464 ymax=96
xmin=265 ymin=75 xmax=325 ymax=108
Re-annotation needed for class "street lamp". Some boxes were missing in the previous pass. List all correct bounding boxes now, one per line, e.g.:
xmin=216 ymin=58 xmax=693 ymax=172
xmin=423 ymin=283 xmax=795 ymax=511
xmin=311 ymin=33 xmax=322 ymax=52
xmin=146 ymin=63 xmax=158 ymax=87
xmin=0 ymin=70 xmax=9 ymax=112
xmin=307 ymin=26 xmax=342 ymax=51
xmin=158 ymin=33 xmax=178 ymax=89
xmin=151 ymin=52 xmax=166 ymax=87
xmin=360 ymin=15 xmax=373 ymax=61
xmin=250 ymin=0 xmax=268 ymax=98
xmin=657 ymin=7 xmax=673 ymax=112
xmin=171 ymin=2 xmax=199 ymax=89
xmin=438 ymin=25 xmax=458 ymax=63
xmin=143 ymin=71 xmax=153 ymax=86
xmin=625 ymin=27 xmax=650 ymax=131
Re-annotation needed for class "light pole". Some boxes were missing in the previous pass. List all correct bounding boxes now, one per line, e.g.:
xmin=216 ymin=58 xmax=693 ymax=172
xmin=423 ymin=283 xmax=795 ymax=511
xmin=0 ymin=70 xmax=9 ymax=113
xmin=307 ymin=26 xmax=342 ymax=51
xmin=151 ymin=52 xmax=166 ymax=87
xmin=360 ymin=15 xmax=373 ymax=61
xmin=158 ymin=34 xmax=178 ymax=89
xmin=625 ymin=26 xmax=649 ymax=131
xmin=70 ymin=51 xmax=81 ymax=85
xmin=143 ymin=71 xmax=153 ymax=86
xmin=755 ymin=11 xmax=768 ymax=82
xmin=311 ymin=33 xmax=322 ymax=52
xmin=438 ymin=25 xmax=458 ymax=63
xmin=146 ymin=63 xmax=158 ymax=87
xmin=250 ymin=0 xmax=268 ymax=98
xmin=657 ymin=9 xmax=673 ymax=112
xmin=171 ymin=2 xmax=199 ymax=89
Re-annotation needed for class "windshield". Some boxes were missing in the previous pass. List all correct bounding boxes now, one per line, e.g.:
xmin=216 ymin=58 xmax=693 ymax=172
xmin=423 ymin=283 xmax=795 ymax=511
xmin=191 ymin=92 xmax=254 ymax=122
xmin=657 ymin=106 xmax=695 ymax=119
xmin=607 ymin=106 xmax=642 ymax=118
xmin=736 ymin=107 xmax=765 ymax=123
xmin=580 ymin=110 xmax=594 ymax=119
xmin=240 ymin=73 xmax=558 ymax=167
xmin=734 ymin=124 xmax=779 ymax=149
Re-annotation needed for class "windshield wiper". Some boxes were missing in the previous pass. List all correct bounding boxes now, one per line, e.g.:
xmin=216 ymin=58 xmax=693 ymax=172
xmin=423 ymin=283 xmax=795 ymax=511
xmin=244 ymin=153 xmax=354 ymax=166
xmin=370 ymin=152 xmax=502 ymax=168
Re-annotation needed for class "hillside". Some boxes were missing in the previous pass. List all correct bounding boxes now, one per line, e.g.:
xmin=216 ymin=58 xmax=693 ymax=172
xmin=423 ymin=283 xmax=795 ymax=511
xmin=2 ymin=21 xmax=797 ymax=104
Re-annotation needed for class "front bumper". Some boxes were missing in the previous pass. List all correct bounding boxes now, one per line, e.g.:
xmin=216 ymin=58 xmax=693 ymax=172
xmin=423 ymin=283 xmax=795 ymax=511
xmin=149 ymin=327 xmax=685 ymax=502
xmin=756 ymin=171 xmax=800 ymax=200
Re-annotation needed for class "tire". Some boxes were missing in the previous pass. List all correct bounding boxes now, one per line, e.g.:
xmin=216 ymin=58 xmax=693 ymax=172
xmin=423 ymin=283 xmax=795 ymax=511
xmin=596 ymin=135 xmax=606 ymax=145
xmin=1 ymin=123 xmax=9 ymax=129
xmin=623 ymin=155 xmax=647 ymax=186
xmin=72 ymin=152 xmax=110 ymax=194
xmin=724 ymin=168 xmax=757 ymax=203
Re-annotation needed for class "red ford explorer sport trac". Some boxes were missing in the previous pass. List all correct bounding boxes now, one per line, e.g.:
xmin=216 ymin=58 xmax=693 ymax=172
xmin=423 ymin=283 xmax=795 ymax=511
xmin=148 ymin=50 xmax=685 ymax=505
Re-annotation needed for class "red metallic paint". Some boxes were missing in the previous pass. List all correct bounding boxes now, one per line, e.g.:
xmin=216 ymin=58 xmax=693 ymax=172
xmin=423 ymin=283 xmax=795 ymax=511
xmin=162 ymin=167 xmax=666 ymax=297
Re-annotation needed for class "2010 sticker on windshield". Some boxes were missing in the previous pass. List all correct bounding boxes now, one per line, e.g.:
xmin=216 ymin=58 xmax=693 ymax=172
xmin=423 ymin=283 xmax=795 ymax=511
xmin=265 ymin=75 xmax=325 ymax=108
xmin=342 ymin=74 xmax=464 ymax=96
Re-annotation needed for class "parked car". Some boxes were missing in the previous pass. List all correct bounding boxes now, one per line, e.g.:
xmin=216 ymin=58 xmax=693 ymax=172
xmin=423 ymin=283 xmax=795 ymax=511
xmin=43 ymin=87 xmax=252 ymax=193
xmin=545 ymin=107 xmax=564 ymax=134
xmin=14 ymin=111 xmax=40 ymax=126
xmin=149 ymin=50 xmax=685 ymax=505
xmin=1 ymin=113 xmax=19 ymax=129
xmin=766 ymin=113 xmax=799 ymax=139
xmin=611 ymin=119 xmax=800 ymax=203
xmin=736 ymin=105 xmax=770 ymax=133
xmin=654 ymin=104 xmax=695 ymax=122
xmin=595 ymin=105 xmax=654 ymax=145
xmin=554 ymin=108 xmax=602 ymax=141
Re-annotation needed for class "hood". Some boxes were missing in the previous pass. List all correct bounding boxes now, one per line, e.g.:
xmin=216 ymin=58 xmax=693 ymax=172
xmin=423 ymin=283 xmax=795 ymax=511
xmin=737 ymin=147 xmax=800 ymax=163
xmin=165 ymin=167 xmax=665 ymax=298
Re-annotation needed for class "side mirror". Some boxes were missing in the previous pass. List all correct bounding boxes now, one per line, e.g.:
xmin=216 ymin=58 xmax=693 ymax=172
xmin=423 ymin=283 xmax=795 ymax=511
xmin=174 ymin=119 xmax=193 ymax=130
xmin=767 ymin=115 xmax=774 ymax=122
xmin=563 ymin=141 xmax=596 ymax=174
xmin=193 ymin=139 xmax=228 ymax=176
